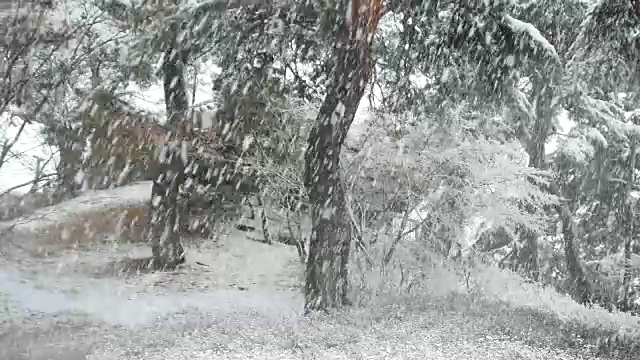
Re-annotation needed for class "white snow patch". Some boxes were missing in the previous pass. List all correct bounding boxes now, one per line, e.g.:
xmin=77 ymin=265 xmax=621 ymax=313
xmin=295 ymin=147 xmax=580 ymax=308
xmin=0 ymin=181 xmax=152 ymax=233
xmin=181 ymin=140 xmax=189 ymax=163
xmin=504 ymin=15 xmax=559 ymax=61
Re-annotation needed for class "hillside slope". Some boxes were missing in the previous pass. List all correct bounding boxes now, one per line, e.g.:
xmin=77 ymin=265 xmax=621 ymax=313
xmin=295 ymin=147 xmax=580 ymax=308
xmin=0 ymin=181 xmax=152 ymax=234
xmin=0 ymin=183 xmax=638 ymax=359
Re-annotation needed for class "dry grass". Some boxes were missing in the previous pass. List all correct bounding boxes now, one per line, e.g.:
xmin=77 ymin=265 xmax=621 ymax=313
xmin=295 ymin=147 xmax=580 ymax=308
xmin=33 ymin=203 xmax=150 ymax=250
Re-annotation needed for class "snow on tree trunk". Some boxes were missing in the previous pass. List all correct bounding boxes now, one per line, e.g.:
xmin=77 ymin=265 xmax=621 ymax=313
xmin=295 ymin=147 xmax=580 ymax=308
xmin=303 ymin=0 xmax=382 ymax=313
xmin=148 ymin=27 xmax=190 ymax=270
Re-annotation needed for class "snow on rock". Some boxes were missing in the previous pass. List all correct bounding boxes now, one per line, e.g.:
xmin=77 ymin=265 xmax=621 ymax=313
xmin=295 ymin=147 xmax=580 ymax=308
xmin=0 ymin=181 xmax=152 ymax=233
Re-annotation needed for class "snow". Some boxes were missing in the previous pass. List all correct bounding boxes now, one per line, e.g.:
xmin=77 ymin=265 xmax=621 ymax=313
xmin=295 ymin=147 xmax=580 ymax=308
xmin=0 ymin=181 xmax=152 ymax=233
xmin=0 ymin=59 xmax=374 ymax=194
xmin=0 ymin=116 xmax=58 ymax=193
xmin=0 ymin=184 xmax=305 ymax=359
xmin=0 ymin=182 xmax=636 ymax=359
xmin=0 ymin=181 xmax=303 ymax=326
xmin=3 ymin=3 xmax=640 ymax=358
xmin=0 ymin=261 xmax=301 ymax=327
xmin=584 ymin=127 xmax=608 ymax=148
xmin=546 ymin=109 xmax=576 ymax=155
xmin=504 ymin=15 xmax=559 ymax=61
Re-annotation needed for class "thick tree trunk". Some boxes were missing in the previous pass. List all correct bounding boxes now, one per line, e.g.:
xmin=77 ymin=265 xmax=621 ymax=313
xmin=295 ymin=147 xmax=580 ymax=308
xmin=148 ymin=24 xmax=190 ymax=270
xmin=303 ymin=0 xmax=382 ymax=313
xmin=148 ymin=152 xmax=187 ymax=269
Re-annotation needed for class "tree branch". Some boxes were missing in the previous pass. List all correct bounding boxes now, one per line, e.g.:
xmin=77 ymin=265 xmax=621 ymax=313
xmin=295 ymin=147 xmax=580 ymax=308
xmin=0 ymin=172 xmax=55 ymax=196
xmin=0 ymin=116 xmax=28 ymax=168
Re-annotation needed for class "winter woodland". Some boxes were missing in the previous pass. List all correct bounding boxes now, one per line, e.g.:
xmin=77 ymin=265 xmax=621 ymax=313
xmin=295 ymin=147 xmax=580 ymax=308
xmin=1 ymin=0 xmax=640 ymax=359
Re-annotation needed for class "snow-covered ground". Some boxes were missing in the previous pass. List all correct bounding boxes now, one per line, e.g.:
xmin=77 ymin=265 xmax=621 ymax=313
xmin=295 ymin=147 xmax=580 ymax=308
xmin=0 ymin=181 xmax=151 ymax=233
xmin=0 ymin=237 xmax=302 ymax=327
xmin=0 ymin=181 xmax=305 ymax=358
xmin=0 ymin=182 xmax=634 ymax=359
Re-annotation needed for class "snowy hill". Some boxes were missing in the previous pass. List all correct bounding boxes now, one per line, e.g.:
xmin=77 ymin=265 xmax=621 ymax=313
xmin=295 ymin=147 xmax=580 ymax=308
xmin=0 ymin=183 xmax=638 ymax=359
xmin=0 ymin=181 xmax=152 ymax=234
xmin=0 ymin=181 xmax=304 ymax=331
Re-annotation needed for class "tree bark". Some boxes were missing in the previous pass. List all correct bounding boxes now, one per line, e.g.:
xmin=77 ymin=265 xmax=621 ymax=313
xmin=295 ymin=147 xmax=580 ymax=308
xmin=558 ymin=202 xmax=592 ymax=305
xmin=148 ymin=22 xmax=190 ymax=270
xmin=505 ymin=140 xmax=544 ymax=280
xmin=54 ymin=124 xmax=83 ymax=201
xmin=507 ymin=77 xmax=557 ymax=281
xmin=303 ymin=0 xmax=383 ymax=313
xmin=620 ymin=138 xmax=636 ymax=311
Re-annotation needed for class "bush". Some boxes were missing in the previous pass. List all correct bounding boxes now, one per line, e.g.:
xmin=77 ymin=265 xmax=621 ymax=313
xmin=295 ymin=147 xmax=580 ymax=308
xmin=349 ymin=238 xmax=640 ymax=360
xmin=468 ymin=265 xmax=640 ymax=359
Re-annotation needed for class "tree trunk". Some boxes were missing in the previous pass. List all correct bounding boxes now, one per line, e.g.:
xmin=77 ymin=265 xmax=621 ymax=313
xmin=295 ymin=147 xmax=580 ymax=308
xmin=54 ymin=125 xmax=83 ymax=201
xmin=148 ymin=23 xmax=190 ymax=270
xmin=505 ymin=146 xmax=543 ymax=280
xmin=512 ymin=232 xmax=540 ymax=280
xmin=620 ymin=139 xmax=637 ymax=311
xmin=303 ymin=0 xmax=382 ymax=313
xmin=508 ymin=77 xmax=556 ymax=281
xmin=559 ymin=203 xmax=592 ymax=305
xmin=256 ymin=195 xmax=272 ymax=245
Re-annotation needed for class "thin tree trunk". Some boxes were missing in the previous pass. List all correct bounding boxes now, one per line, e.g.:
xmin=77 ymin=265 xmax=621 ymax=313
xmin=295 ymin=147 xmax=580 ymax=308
xmin=558 ymin=202 xmax=592 ymax=305
xmin=303 ymin=0 xmax=383 ymax=313
xmin=620 ymin=139 xmax=636 ymax=311
xmin=508 ymin=77 xmax=556 ymax=281
xmin=383 ymin=202 xmax=413 ymax=267
xmin=545 ymin=172 xmax=595 ymax=307
xmin=285 ymin=207 xmax=307 ymax=263
xmin=148 ymin=23 xmax=190 ymax=270
xmin=505 ymin=151 xmax=543 ymax=280
xmin=255 ymin=195 xmax=271 ymax=244
xmin=29 ymin=156 xmax=42 ymax=193
xmin=55 ymin=127 xmax=83 ymax=201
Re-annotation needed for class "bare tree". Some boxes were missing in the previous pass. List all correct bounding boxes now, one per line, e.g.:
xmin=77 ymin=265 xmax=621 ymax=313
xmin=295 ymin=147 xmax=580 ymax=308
xmin=0 ymin=1 xmax=63 ymax=194
xmin=0 ymin=0 xmax=123 ymax=200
